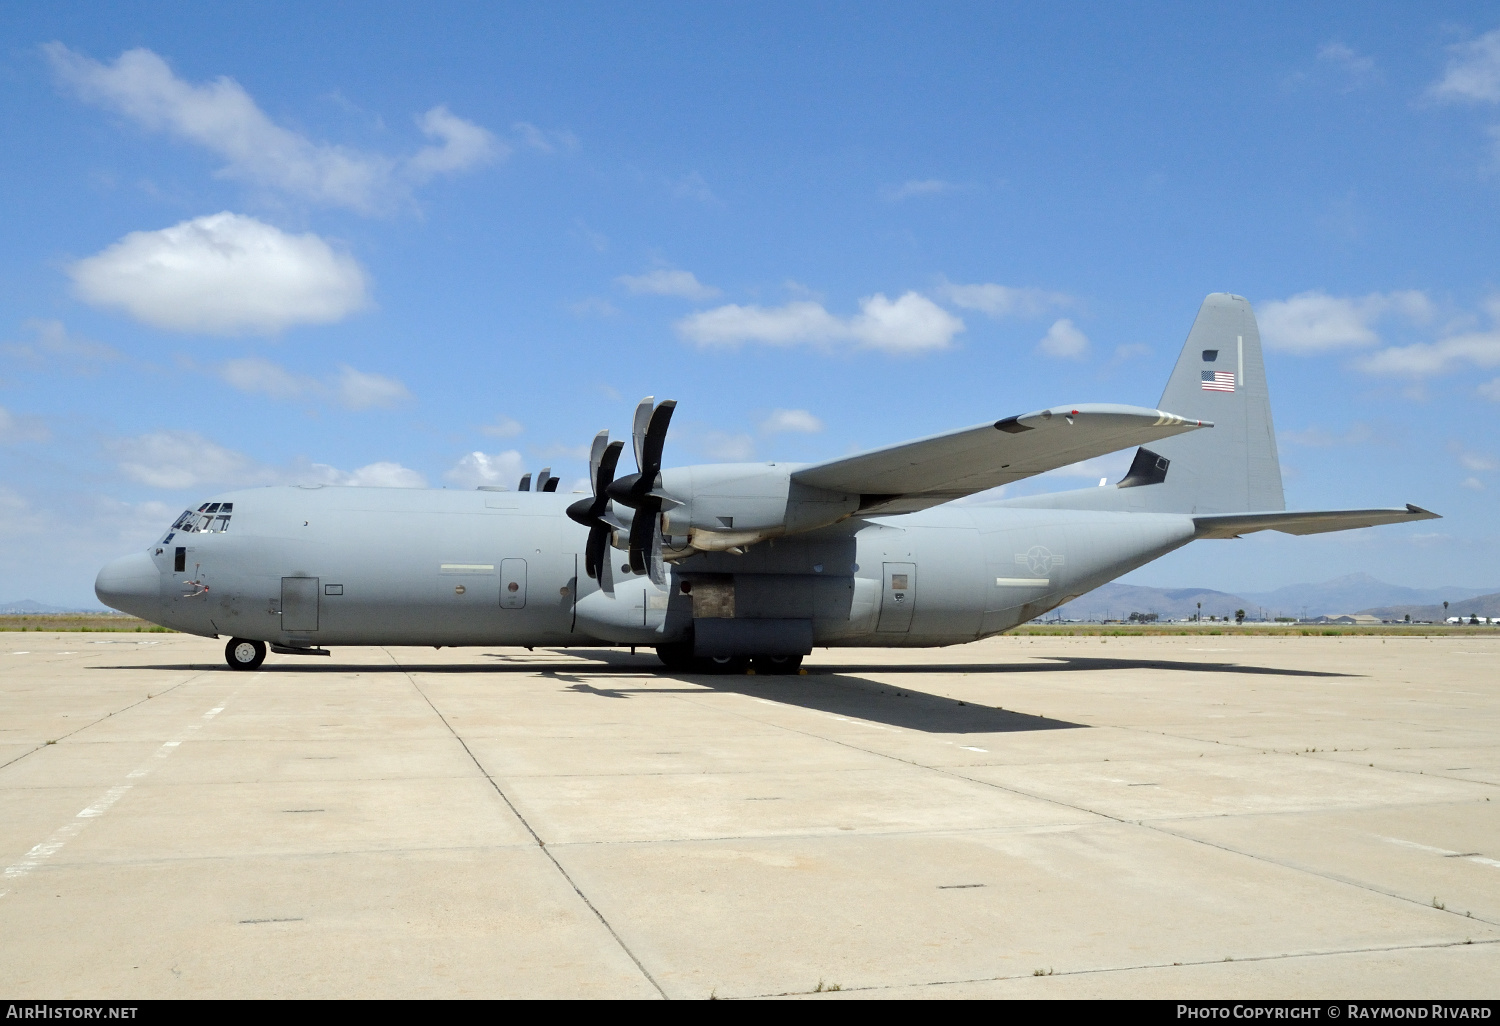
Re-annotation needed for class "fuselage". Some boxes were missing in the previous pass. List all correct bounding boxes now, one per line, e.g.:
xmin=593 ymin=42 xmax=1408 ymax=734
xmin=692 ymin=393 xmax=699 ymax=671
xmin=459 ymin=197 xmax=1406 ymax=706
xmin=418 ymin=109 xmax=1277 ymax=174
xmin=95 ymin=484 xmax=1199 ymax=649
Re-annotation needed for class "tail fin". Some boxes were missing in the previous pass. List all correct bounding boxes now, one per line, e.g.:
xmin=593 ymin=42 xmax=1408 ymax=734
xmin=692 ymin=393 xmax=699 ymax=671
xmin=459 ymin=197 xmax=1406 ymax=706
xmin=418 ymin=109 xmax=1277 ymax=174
xmin=1002 ymin=293 xmax=1284 ymax=514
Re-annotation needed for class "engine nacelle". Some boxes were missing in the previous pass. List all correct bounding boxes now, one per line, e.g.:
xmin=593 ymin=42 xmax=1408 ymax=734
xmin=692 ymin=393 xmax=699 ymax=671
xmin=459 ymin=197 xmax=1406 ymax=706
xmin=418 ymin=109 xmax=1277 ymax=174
xmin=652 ymin=463 xmax=859 ymax=551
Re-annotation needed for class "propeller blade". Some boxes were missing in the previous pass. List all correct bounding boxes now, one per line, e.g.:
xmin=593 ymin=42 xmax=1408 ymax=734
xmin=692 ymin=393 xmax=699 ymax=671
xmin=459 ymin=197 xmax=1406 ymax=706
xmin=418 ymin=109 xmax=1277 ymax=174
xmin=588 ymin=430 xmax=610 ymax=491
xmin=542 ymin=477 xmax=559 ymax=492
xmin=639 ymin=400 xmax=676 ymax=479
xmin=536 ymin=467 xmax=552 ymax=492
xmin=595 ymin=440 xmax=624 ymax=497
xmin=518 ymin=473 xmax=531 ymax=492
xmin=632 ymin=397 xmax=654 ymax=471
xmin=628 ymin=506 xmax=654 ymax=575
xmin=585 ymin=522 xmax=610 ymax=580
xmin=648 ymin=520 xmax=665 ymax=586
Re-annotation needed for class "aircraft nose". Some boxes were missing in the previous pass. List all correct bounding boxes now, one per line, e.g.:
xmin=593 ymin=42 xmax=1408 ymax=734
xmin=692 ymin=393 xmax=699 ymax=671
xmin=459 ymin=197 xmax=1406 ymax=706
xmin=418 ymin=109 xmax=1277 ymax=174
xmin=95 ymin=551 xmax=160 ymax=617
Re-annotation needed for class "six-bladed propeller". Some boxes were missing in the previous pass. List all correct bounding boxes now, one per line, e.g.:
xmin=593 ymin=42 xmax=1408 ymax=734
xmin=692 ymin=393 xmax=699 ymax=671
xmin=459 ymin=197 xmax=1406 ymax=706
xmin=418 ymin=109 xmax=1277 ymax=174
xmin=566 ymin=431 xmax=626 ymax=583
xmin=606 ymin=397 xmax=676 ymax=584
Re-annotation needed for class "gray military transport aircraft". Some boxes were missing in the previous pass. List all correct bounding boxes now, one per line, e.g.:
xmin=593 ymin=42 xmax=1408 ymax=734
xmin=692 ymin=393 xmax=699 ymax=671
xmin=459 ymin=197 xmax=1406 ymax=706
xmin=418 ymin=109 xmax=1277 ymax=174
xmin=96 ymin=294 xmax=1437 ymax=673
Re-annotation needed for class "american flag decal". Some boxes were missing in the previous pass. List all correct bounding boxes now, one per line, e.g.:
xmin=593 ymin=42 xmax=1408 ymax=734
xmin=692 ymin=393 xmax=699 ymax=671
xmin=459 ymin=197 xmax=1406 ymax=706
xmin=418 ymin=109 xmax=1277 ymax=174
xmin=1201 ymin=370 xmax=1235 ymax=392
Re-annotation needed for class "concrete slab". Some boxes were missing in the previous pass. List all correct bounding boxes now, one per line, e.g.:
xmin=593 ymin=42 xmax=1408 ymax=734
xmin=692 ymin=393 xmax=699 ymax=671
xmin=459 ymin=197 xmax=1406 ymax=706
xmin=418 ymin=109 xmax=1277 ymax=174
xmin=2 ymin=632 xmax=1499 ymax=998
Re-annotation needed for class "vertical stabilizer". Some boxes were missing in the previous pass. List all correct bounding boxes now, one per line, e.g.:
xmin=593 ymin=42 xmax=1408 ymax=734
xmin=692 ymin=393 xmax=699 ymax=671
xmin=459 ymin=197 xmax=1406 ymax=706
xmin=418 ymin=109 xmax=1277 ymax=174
xmin=1001 ymin=293 xmax=1284 ymax=514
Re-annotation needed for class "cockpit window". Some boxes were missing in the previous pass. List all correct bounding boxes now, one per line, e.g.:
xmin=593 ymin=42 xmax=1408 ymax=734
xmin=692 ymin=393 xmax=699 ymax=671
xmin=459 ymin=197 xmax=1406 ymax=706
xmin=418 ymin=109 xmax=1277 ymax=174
xmin=170 ymin=503 xmax=232 ymax=534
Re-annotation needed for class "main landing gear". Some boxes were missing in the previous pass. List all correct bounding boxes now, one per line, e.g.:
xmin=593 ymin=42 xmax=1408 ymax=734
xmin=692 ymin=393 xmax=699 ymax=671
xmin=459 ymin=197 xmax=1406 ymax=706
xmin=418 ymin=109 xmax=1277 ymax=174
xmin=654 ymin=643 xmax=803 ymax=675
xmin=225 ymin=637 xmax=266 ymax=670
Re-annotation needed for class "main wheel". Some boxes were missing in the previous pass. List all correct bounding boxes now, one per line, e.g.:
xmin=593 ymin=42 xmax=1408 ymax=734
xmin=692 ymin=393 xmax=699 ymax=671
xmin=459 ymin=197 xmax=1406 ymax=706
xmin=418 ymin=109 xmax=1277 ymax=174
xmin=751 ymin=653 xmax=804 ymax=675
xmin=704 ymin=654 xmax=750 ymax=675
xmin=655 ymin=641 xmax=696 ymax=672
xmin=225 ymin=638 xmax=267 ymax=671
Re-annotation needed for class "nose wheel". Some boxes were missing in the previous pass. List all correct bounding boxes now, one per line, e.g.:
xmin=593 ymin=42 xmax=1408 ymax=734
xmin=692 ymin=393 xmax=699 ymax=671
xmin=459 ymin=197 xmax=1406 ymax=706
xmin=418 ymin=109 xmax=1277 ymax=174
xmin=225 ymin=638 xmax=266 ymax=670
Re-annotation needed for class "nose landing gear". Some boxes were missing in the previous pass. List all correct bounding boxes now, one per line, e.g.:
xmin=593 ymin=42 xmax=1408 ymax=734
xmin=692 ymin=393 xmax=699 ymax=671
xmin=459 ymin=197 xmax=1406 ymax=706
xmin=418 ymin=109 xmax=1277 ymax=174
xmin=225 ymin=638 xmax=267 ymax=670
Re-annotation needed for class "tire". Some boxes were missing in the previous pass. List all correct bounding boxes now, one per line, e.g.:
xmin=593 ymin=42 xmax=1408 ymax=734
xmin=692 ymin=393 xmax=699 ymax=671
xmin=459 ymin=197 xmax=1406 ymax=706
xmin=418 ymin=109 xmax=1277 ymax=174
xmin=225 ymin=638 xmax=266 ymax=671
xmin=751 ymin=653 xmax=804 ymax=675
xmin=704 ymin=654 xmax=750 ymax=675
xmin=655 ymin=641 xmax=696 ymax=672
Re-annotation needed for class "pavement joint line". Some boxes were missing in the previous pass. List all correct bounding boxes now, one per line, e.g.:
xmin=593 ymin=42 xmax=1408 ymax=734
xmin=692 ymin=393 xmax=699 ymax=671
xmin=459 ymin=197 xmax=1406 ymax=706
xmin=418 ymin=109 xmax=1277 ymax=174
xmin=0 ymin=679 xmax=245 ymax=900
xmin=1145 ymin=820 xmax=1500 ymax=928
xmin=386 ymin=647 xmax=669 ymax=1001
xmin=739 ymin=936 xmax=1500 ymax=999
xmin=664 ymin=677 xmax=1500 ymax=929
xmin=0 ymin=668 xmax=211 ymax=775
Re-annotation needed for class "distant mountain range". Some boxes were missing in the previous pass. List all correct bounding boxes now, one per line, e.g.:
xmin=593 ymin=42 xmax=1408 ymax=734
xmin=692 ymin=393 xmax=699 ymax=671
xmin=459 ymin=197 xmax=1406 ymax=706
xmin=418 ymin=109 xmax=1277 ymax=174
xmin=0 ymin=599 xmax=109 ymax=614
xmin=1055 ymin=573 xmax=1500 ymax=622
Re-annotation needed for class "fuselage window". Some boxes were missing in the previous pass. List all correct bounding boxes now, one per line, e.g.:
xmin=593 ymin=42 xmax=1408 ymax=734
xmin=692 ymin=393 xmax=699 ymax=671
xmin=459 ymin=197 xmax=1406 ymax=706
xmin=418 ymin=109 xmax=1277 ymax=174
xmin=212 ymin=515 xmax=230 ymax=532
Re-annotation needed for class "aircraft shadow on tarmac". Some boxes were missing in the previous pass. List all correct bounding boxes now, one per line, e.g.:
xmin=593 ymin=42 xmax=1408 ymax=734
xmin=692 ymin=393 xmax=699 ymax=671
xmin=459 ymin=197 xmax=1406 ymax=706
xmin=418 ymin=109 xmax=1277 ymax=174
xmin=98 ymin=651 xmax=1353 ymax=735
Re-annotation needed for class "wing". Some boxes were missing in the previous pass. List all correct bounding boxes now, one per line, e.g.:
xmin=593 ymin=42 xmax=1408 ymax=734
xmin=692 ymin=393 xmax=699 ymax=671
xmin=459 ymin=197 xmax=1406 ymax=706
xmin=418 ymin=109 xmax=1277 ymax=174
xmin=1193 ymin=504 xmax=1440 ymax=539
xmin=791 ymin=404 xmax=1210 ymax=514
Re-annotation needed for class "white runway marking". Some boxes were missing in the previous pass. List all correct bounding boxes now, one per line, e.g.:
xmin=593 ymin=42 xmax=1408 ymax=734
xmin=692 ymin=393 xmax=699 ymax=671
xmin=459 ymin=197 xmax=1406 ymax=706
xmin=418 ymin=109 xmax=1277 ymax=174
xmin=0 ymin=684 xmax=242 ymax=900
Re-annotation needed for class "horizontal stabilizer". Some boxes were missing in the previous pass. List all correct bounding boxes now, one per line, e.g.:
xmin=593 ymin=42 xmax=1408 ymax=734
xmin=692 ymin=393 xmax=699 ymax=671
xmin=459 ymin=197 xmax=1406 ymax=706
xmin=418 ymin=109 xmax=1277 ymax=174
xmin=1193 ymin=504 xmax=1440 ymax=539
xmin=793 ymin=404 xmax=1209 ymax=515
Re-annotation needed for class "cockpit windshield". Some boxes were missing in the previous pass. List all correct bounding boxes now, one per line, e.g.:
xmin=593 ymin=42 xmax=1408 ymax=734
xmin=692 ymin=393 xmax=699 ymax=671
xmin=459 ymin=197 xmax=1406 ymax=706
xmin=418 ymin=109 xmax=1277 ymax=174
xmin=165 ymin=501 xmax=233 ymax=540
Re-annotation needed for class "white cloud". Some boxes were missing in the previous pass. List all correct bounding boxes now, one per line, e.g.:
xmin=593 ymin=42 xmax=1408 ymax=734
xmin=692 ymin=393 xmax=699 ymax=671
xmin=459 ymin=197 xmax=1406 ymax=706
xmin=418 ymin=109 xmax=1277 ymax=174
xmin=480 ymin=416 xmax=524 ymax=438
xmin=883 ymin=179 xmax=953 ymax=200
xmin=1362 ymin=331 xmax=1500 ymax=376
xmin=672 ymin=172 xmax=716 ymax=203
xmin=406 ymin=105 xmax=505 ymax=179
xmin=1429 ymin=29 xmax=1500 ymax=103
xmin=617 ymin=269 xmax=721 ymax=300
xmin=1458 ymin=450 xmax=1499 ymax=472
xmin=571 ymin=297 xmax=619 ymax=318
xmin=1257 ymin=289 xmax=1431 ymax=353
xmin=1317 ymin=42 xmax=1376 ymax=90
xmin=108 ymin=430 xmax=267 ymax=489
xmin=106 ymin=429 xmax=424 ymax=490
xmin=852 ymin=293 xmax=964 ymax=352
xmin=512 ymin=121 xmax=578 ymax=154
xmin=1281 ymin=423 xmax=1373 ymax=447
xmin=1368 ymin=327 xmax=1500 ymax=375
xmin=1479 ymin=377 xmax=1500 ymax=401
xmin=214 ymin=357 xmax=411 ymax=408
xmin=45 ymin=44 xmax=499 ymax=212
xmin=679 ymin=292 xmax=963 ymax=354
xmin=1037 ymin=318 xmax=1089 ymax=359
xmin=1462 ymin=477 xmax=1486 ymax=491
xmin=2 ymin=319 xmax=122 ymax=373
xmin=0 ymin=406 xmax=49 ymax=444
xmin=218 ymin=356 xmax=320 ymax=399
xmin=302 ymin=461 xmax=427 ymax=488
xmin=335 ymin=365 xmax=411 ymax=409
xmin=70 ymin=212 xmax=367 ymax=335
xmin=759 ymin=409 xmax=824 ymax=434
xmin=700 ymin=432 xmax=755 ymax=461
xmin=445 ymin=450 xmax=524 ymax=489
xmin=936 ymin=280 xmax=1071 ymax=318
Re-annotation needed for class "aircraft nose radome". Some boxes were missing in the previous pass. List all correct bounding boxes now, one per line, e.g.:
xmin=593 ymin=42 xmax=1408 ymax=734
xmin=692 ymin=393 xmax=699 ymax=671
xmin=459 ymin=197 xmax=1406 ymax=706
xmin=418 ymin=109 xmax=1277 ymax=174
xmin=95 ymin=551 xmax=159 ymax=617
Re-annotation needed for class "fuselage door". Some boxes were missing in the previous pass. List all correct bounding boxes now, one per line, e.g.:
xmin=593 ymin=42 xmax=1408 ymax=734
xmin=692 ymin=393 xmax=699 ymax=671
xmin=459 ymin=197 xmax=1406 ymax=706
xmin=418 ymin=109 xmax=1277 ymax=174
xmin=500 ymin=558 xmax=527 ymax=609
xmin=282 ymin=577 xmax=320 ymax=631
xmin=877 ymin=562 xmax=916 ymax=633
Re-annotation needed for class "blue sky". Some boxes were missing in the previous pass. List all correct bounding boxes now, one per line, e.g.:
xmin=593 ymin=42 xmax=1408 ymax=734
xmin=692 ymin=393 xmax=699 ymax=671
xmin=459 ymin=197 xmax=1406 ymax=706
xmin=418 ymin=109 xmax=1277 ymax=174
xmin=3 ymin=3 xmax=1499 ymax=606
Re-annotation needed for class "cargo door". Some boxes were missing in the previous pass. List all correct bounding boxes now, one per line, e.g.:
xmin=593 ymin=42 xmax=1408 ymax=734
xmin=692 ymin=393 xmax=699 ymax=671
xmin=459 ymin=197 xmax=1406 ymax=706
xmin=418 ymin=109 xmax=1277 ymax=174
xmin=500 ymin=558 xmax=527 ymax=609
xmin=877 ymin=562 xmax=916 ymax=633
xmin=282 ymin=577 xmax=320 ymax=631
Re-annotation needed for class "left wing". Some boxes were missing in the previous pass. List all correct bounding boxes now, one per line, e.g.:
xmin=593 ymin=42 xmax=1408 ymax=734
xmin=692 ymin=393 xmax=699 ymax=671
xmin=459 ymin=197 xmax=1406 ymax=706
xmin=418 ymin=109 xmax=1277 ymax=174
xmin=1193 ymin=504 xmax=1440 ymax=539
xmin=792 ymin=403 xmax=1209 ymax=514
